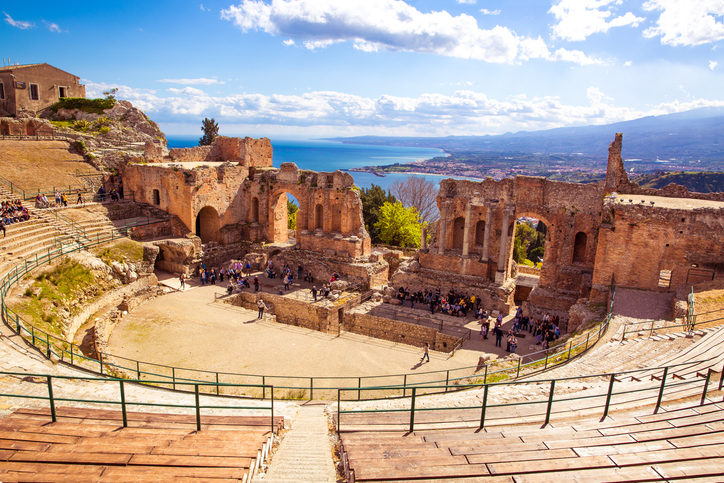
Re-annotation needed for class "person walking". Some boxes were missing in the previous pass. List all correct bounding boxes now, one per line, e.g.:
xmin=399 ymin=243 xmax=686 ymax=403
xmin=254 ymin=276 xmax=260 ymax=292
xmin=421 ymin=342 xmax=430 ymax=363
xmin=76 ymin=190 xmax=84 ymax=206
xmin=257 ymin=299 xmax=267 ymax=319
xmin=179 ymin=273 xmax=185 ymax=290
xmin=494 ymin=326 xmax=503 ymax=348
xmin=311 ymin=286 xmax=318 ymax=302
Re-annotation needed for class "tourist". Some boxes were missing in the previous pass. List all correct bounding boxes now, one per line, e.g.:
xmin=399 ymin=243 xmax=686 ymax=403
xmin=245 ymin=261 xmax=252 ymax=276
xmin=55 ymin=190 xmax=61 ymax=206
xmin=76 ymin=190 xmax=84 ymax=206
xmin=480 ymin=322 xmax=486 ymax=341
xmin=179 ymin=273 xmax=185 ymax=290
xmin=0 ymin=219 xmax=5 ymax=238
xmin=284 ymin=274 xmax=291 ymax=291
xmin=257 ymin=299 xmax=267 ymax=319
xmin=510 ymin=335 xmax=518 ymax=354
xmin=421 ymin=342 xmax=430 ymax=363
xmin=61 ymin=193 xmax=68 ymax=207
xmin=297 ymin=264 xmax=303 ymax=280
xmin=311 ymin=286 xmax=318 ymax=302
xmin=254 ymin=276 xmax=260 ymax=292
xmin=494 ymin=325 xmax=503 ymax=348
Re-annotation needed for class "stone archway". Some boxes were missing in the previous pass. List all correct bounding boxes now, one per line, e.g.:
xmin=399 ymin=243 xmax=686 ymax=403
xmin=269 ymin=188 xmax=305 ymax=244
xmin=196 ymin=206 xmax=220 ymax=244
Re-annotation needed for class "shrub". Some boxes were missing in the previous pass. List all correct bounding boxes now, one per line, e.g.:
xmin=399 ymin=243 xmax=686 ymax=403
xmin=51 ymin=97 xmax=116 ymax=114
xmin=72 ymin=119 xmax=91 ymax=132
xmin=98 ymin=126 xmax=111 ymax=134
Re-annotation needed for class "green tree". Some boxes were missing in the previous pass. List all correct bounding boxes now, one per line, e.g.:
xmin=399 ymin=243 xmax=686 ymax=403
xmin=199 ymin=117 xmax=219 ymax=146
xmin=374 ymin=201 xmax=422 ymax=248
xmin=513 ymin=222 xmax=538 ymax=265
xmin=287 ymin=199 xmax=298 ymax=230
xmin=359 ymin=184 xmax=396 ymax=244
xmin=102 ymin=88 xmax=118 ymax=100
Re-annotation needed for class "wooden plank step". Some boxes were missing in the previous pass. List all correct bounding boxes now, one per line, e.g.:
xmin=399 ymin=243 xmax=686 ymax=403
xmin=0 ymin=461 xmax=106 ymax=477
xmin=45 ymin=443 xmax=156 ymax=454
xmin=100 ymin=464 xmax=250 ymax=480
xmin=9 ymin=451 xmax=131 ymax=466
xmin=597 ymin=420 xmax=673 ymax=436
xmin=632 ymin=424 xmax=717 ymax=442
xmin=572 ymin=440 xmax=676 ymax=457
xmin=150 ymin=445 xmax=262 ymax=458
xmin=342 ymin=447 xmax=451 ymax=459
xmin=0 ymin=431 xmax=78 ymax=445
xmin=1 ymin=471 xmax=242 ymax=483
xmin=654 ymin=460 xmax=724 ymax=480
xmin=512 ymin=466 xmax=664 ymax=482
xmin=419 ymin=431 xmax=507 ymax=442
xmin=353 ymin=462 xmax=491 ymax=480
xmin=362 ymin=477 xmax=514 ymax=483
xmin=609 ymin=444 xmax=724 ymax=467
xmin=466 ymin=448 xmax=579 ymax=465
xmin=487 ymin=455 xmax=616 ymax=476
xmin=77 ymin=436 xmax=174 ymax=446
xmin=348 ymin=455 xmax=468 ymax=469
xmin=541 ymin=434 xmax=636 ymax=449
xmin=447 ymin=441 xmax=547 ymax=455
xmin=0 ymin=440 xmax=51 ymax=452
xmin=128 ymin=454 xmax=252 ymax=468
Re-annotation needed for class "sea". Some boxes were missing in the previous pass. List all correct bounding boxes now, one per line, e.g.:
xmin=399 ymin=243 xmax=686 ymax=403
xmin=166 ymin=136 xmax=467 ymax=192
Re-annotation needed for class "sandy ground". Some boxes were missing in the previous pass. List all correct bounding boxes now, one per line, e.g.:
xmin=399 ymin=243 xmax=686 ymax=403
xmin=108 ymin=271 xmax=539 ymax=394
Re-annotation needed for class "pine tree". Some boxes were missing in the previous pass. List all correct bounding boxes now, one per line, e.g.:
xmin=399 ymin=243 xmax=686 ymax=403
xmin=199 ymin=118 xmax=219 ymax=146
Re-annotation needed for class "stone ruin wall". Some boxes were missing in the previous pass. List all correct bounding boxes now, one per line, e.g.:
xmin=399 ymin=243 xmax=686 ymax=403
xmin=591 ymin=199 xmax=724 ymax=298
xmin=167 ymin=136 xmax=273 ymax=167
xmin=0 ymin=118 xmax=55 ymax=136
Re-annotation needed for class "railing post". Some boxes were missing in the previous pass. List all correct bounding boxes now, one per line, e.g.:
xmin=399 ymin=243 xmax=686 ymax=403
xmin=719 ymin=362 xmax=724 ymax=391
xmin=263 ymin=376 xmax=266 ymax=399
xmin=216 ymin=372 xmax=220 ymax=396
xmin=46 ymin=333 xmax=51 ymax=359
xmin=403 ymin=374 xmax=407 ymax=397
xmin=195 ymin=384 xmax=201 ymax=432
xmin=585 ymin=332 xmax=590 ymax=350
xmin=567 ymin=341 xmax=573 ymax=360
xmin=602 ymin=374 xmax=616 ymax=420
xmin=99 ymin=352 xmax=103 ymax=374
xmin=310 ymin=377 xmax=313 ymax=400
xmin=445 ymin=370 xmax=450 ymax=392
xmin=409 ymin=387 xmax=417 ymax=433
xmin=516 ymin=358 xmax=522 ymax=378
xmin=479 ymin=384 xmax=489 ymax=430
xmin=70 ymin=343 xmax=74 ymax=365
xmin=337 ymin=389 xmax=341 ymax=435
xmin=136 ymin=360 xmax=140 ymax=380
xmin=172 ymin=367 xmax=176 ymax=391
xmin=483 ymin=363 xmax=488 ymax=384
xmin=358 ymin=377 xmax=362 ymax=401
xmin=47 ymin=376 xmax=56 ymax=423
xmin=543 ymin=380 xmax=556 ymax=427
xmin=120 ymin=380 xmax=128 ymax=428
xmin=544 ymin=352 xmax=549 ymax=369
xmin=701 ymin=368 xmax=713 ymax=406
xmin=654 ymin=367 xmax=669 ymax=414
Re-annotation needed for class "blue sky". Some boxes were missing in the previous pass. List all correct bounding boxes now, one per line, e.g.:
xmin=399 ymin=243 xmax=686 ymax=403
xmin=3 ymin=0 xmax=724 ymax=137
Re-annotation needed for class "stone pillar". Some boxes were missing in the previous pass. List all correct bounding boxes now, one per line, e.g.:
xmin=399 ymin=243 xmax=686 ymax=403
xmin=461 ymin=203 xmax=472 ymax=256
xmin=482 ymin=202 xmax=493 ymax=260
xmin=309 ymin=192 xmax=316 ymax=230
xmin=496 ymin=206 xmax=514 ymax=284
xmin=420 ymin=227 xmax=427 ymax=250
xmin=438 ymin=202 xmax=451 ymax=254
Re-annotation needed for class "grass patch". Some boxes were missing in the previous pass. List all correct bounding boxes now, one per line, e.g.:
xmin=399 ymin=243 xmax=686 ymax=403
xmin=51 ymin=97 xmax=115 ymax=114
xmin=10 ymin=260 xmax=96 ymax=337
xmin=92 ymin=239 xmax=144 ymax=265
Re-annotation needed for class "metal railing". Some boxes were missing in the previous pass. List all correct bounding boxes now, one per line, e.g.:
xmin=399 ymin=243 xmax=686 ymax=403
xmin=336 ymin=358 xmax=724 ymax=433
xmin=0 ymin=370 xmax=276 ymax=434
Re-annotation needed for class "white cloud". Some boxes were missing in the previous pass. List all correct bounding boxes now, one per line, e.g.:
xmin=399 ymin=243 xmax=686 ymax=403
xmin=518 ymin=36 xmax=604 ymax=65
xmin=200 ymin=4 xmax=208 ymax=11
xmin=84 ymin=80 xmax=724 ymax=136
xmin=43 ymin=21 xmax=62 ymax=33
xmin=549 ymin=0 xmax=645 ymax=41
xmin=157 ymin=78 xmax=225 ymax=85
xmin=480 ymin=8 xmax=501 ymax=15
xmin=457 ymin=0 xmax=476 ymax=4
xmin=220 ymin=0 xmax=599 ymax=64
xmin=282 ymin=39 xmax=295 ymax=46
xmin=3 ymin=11 xmax=34 ymax=29
xmin=643 ymin=0 xmax=724 ymax=46
xmin=711 ymin=60 xmax=718 ymax=70
xmin=624 ymin=60 xmax=632 ymax=66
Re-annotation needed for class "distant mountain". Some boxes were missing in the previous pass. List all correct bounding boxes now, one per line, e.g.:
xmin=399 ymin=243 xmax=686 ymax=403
xmin=635 ymin=171 xmax=724 ymax=193
xmin=327 ymin=107 xmax=724 ymax=162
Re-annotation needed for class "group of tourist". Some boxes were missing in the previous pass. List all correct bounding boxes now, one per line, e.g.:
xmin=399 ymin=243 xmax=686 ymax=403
xmin=96 ymin=185 xmax=123 ymax=202
xmin=397 ymin=286 xmax=480 ymax=317
xmin=0 ymin=200 xmax=30 ymax=237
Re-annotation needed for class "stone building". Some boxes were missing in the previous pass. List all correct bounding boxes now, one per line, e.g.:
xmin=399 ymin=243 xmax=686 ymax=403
xmin=395 ymin=133 xmax=724 ymax=325
xmin=122 ymin=136 xmax=371 ymax=278
xmin=0 ymin=63 xmax=86 ymax=117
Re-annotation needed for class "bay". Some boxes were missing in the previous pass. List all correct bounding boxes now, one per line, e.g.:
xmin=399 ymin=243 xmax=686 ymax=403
xmin=165 ymin=136 xmax=469 ymax=192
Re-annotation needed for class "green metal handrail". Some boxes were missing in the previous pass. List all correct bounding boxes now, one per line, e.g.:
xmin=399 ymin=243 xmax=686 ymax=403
xmin=336 ymin=358 xmax=724 ymax=433
xmin=0 ymin=370 xmax=276 ymax=434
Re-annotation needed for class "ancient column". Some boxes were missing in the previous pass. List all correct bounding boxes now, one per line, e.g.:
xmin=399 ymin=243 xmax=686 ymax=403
xmin=496 ymin=206 xmax=514 ymax=283
xmin=461 ymin=202 xmax=472 ymax=256
xmin=420 ymin=227 xmax=427 ymax=250
xmin=438 ymin=202 xmax=451 ymax=254
xmin=481 ymin=202 xmax=493 ymax=260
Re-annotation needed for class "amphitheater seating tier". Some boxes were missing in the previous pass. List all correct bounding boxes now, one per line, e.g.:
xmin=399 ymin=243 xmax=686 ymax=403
xmin=0 ymin=407 xmax=283 ymax=482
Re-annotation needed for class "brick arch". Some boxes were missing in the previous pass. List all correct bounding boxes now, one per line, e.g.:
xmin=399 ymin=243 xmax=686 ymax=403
xmin=195 ymin=206 xmax=220 ymax=244
xmin=268 ymin=186 xmax=306 ymax=244
xmin=509 ymin=210 xmax=557 ymax=282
